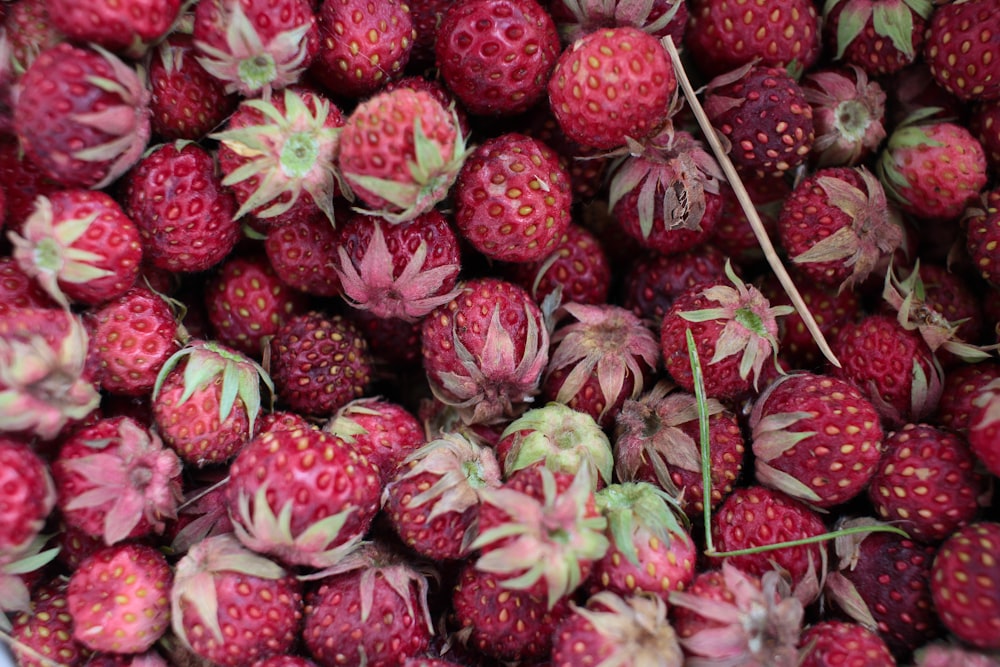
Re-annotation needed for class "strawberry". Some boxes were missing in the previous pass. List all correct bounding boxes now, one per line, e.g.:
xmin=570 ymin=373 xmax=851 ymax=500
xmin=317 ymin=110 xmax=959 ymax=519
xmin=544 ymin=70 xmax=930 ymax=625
xmin=802 ymin=65 xmax=888 ymax=168
xmin=912 ymin=643 xmax=1000 ymax=667
xmin=703 ymin=64 xmax=815 ymax=179
xmin=44 ymin=0 xmax=181 ymax=55
xmin=9 ymin=579 xmax=88 ymax=667
xmin=123 ymin=140 xmax=242 ymax=274
xmin=541 ymin=303 xmax=660 ymax=428
xmin=323 ymin=396 xmax=426 ymax=483
xmin=311 ymin=0 xmax=415 ymax=98
xmin=13 ymin=42 xmax=150 ymax=189
xmin=551 ymin=591 xmax=684 ymax=667
xmin=253 ymin=658 xmax=320 ymax=667
xmin=970 ymin=100 xmax=1000 ymax=171
xmin=711 ymin=485 xmax=828 ymax=589
xmin=936 ymin=360 xmax=1000 ymax=434
xmin=90 ymin=286 xmax=180 ymax=397
xmin=877 ymin=116 xmax=988 ymax=221
xmin=0 ymin=438 xmax=55 ymax=558
xmin=435 ymin=0 xmax=561 ymax=116
xmin=614 ymin=383 xmax=746 ymax=517
xmin=170 ymin=534 xmax=303 ymax=666
xmin=968 ymin=378 xmax=1000 ymax=477
xmin=192 ymin=0 xmax=320 ymax=97
xmin=660 ymin=261 xmax=792 ymax=401
xmin=930 ymin=522 xmax=1000 ymax=650
xmin=268 ymin=311 xmax=373 ymax=417
xmin=265 ymin=209 xmax=343 ymax=297
xmin=454 ymin=132 xmax=572 ymax=263
xmin=227 ymin=426 xmax=381 ymax=567
xmin=147 ymin=33 xmax=239 ymax=141
xmin=334 ymin=210 xmax=462 ymax=321
xmin=337 ymin=87 xmax=468 ymax=222
xmin=383 ymin=432 xmax=502 ymax=561
xmin=421 ymin=277 xmax=550 ymax=425
xmin=353 ymin=310 xmax=423 ymax=368
xmin=52 ymin=416 xmax=183 ymax=546
xmin=868 ymin=423 xmax=985 ymax=543
xmin=924 ymin=0 xmax=1000 ymax=101
xmin=302 ymin=542 xmax=435 ymax=667
xmin=552 ymin=0 xmax=688 ymax=44
xmin=0 ymin=256 xmax=56 ymax=315
xmin=205 ymin=253 xmax=309 ymax=358
xmin=798 ymin=620 xmax=896 ymax=667
xmin=9 ymin=190 xmax=142 ymax=308
xmin=822 ymin=0 xmax=931 ymax=76
xmin=621 ymin=244 xmax=727 ymax=328
xmin=67 ymin=543 xmax=172 ymax=654
xmin=548 ymin=26 xmax=676 ymax=150
xmin=965 ymin=188 xmax=1000 ymax=288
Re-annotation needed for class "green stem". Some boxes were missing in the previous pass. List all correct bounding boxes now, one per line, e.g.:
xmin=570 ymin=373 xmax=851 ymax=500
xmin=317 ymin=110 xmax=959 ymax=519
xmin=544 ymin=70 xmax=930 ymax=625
xmin=685 ymin=328 xmax=714 ymax=555
xmin=703 ymin=523 xmax=910 ymax=558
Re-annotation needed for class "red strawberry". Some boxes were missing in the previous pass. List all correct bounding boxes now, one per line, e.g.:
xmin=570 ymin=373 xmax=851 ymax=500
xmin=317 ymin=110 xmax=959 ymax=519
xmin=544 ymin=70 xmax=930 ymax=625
xmin=621 ymin=244 xmax=727 ymax=327
xmin=868 ymin=423 xmax=985 ymax=542
xmin=970 ymin=100 xmax=1000 ymax=171
xmin=936 ymin=360 xmax=1000 ymax=434
xmin=311 ymin=0 xmax=415 ymax=98
xmin=0 ymin=139 xmax=62 ymax=234
xmin=9 ymin=579 xmax=88 ymax=667
xmin=67 ymin=543 xmax=172 ymax=654
xmin=522 ymin=102 xmax=611 ymax=201
xmin=798 ymin=621 xmax=896 ymax=667
xmin=552 ymin=0 xmax=688 ymax=44
xmin=268 ymin=311 xmax=373 ymax=417
xmin=548 ymin=26 xmax=676 ymax=150
xmin=13 ymin=42 xmax=150 ymax=189
xmin=930 ymin=522 xmax=1000 ymax=650
xmin=435 ymin=0 xmax=560 ymax=116
xmin=264 ymin=209 xmax=343 ymax=297
xmin=454 ymin=132 xmax=572 ymax=263
xmin=352 ymin=309 xmax=423 ymax=367
xmin=323 ymin=396 xmax=426 ymax=483
xmin=0 ymin=256 xmax=56 ymax=315
xmin=44 ymin=0 xmax=181 ymax=55
xmin=227 ymin=426 xmax=381 ymax=567
xmin=3 ymin=0 xmax=64 ymax=75
xmin=924 ymin=0 xmax=1000 ymax=101
xmin=802 ymin=65 xmax=888 ymax=168
xmin=968 ymin=378 xmax=1000 ymax=477
xmin=502 ymin=223 xmax=612 ymax=306
xmin=0 ymin=438 xmax=55 ymax=558
xmin=9 ymin=190 xmax=142 ymax=308
xmin=965 ymin=188 xmax=1000 ymax=288
xmin=822 ymin=0 xmax=931 ymax=76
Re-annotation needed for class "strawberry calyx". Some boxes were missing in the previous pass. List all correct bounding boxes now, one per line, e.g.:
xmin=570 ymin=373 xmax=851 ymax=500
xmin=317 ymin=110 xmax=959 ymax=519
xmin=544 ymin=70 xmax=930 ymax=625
xmin=596 ymin=481 xmax=688 ymax=568
xmin=803 ymin=65 xmax=887 ymax=167
xmin=557 ymin=0 xmax=683 ymax=42
xmin=876 ymin=107 xmax=946 ymax=206
xmin=569 ymin=591 xmax=683 ymax=665
xmin=827 ymin=0 xmax=933 ymax=61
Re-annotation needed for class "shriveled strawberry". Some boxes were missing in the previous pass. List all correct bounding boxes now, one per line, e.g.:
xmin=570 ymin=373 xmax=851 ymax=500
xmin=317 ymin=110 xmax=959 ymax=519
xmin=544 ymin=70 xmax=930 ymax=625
xmin=924 ymin=0 xmax=1000 ymax=102
xmin=930 ymin=522 xmax=1000 ymax=650
xmin=44 ymin=0 xmax=181 ymax=55
xmin=502 ymin=223 xmax=612 ymax=306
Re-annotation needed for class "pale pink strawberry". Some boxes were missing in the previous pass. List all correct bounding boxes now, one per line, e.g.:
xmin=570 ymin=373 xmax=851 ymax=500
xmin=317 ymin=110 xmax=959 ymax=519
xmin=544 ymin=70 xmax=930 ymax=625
xmin=44 ymin=0 xmax=181 ymax=55
xmin=323 ymin=396 xmax=426 ymax=483
xmin=0 ymin=438 xmax=55 ymax=558
xmin=52 ymin=416 xmax=183 ymax=546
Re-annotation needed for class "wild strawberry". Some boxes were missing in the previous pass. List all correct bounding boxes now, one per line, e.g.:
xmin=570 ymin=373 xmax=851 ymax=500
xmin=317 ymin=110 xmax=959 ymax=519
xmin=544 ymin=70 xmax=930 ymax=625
xmin=338 ymin=87 xmax=468 ymax=222
xmin=968 ymin=378 xmax=1000 ymax=477
xmin=541 ymin=303 xmax=660 ymax=428
xmin=824 ymin=519 xmax=941 ymax=657
xmin=90 ymin=286 xmax=180 ymax=397
xmin=686 ymin=0 xmax=820 ymax=77
xmin=553 ymin=0 xmax=688 ymax=44
xmin=822 ymin=0 xmax=931 ymax=76
xmin=435 ymin=0 xmax=560 ymax=116
xmin=965 ymin=188 xmax=1000 ymax=288
xmin=924 ymin=0 xmax=1000 ymax=101
xmin=9 ymin=191 xmax=142 ymax=308
xmin=970 ymin=100 xmax=1000 ymax=171
xmin=227 ymin=426 xmax=381 ymax=567
xmin=3 ymin=0 xmax=63 ymax=75
xmin=710 ymin=174 xmax=787 ymax=262
xmin=302 ymin=542 xmax=435 ymax=667
xmin=451 ymin=559 xmax=572 ymax=662
xmin=585 ymin=482 xmax=696 ymax=602
xmin=832 ymin=314 xmax=944 ymax=426
xmin=798 ymin=620 xmax=896 ymax=667
xmin=67 ymin=543 xmax=172 ymax=654
xmin=323 ymin=396 xmax=426 ymax=483
xmin=170 ymin=534 xmax=303 ymax=666
xmin=802 ymin=65 xmax=888 ymax=167
xmin=552 ymin=591 xmax=684 ymax=667
xmin=660 ymin=261 xmax=792 ymax=401
xmin=123 ymin=141 xmax=242 ymax=274
xmin=936 ymin=360 xmax=1000 ymax=434
xmin=213 ymin=86 xmax=346 ymax=227
xmin=0 ymin=256 xmax=55 ymax=315
xmin=310 ymin=0 xmax=415 ymax=98
xmin=152 ymin=340 xmax=271 ymax=466
xmin=265 ymin=209 xmax=343 ymax=297
xmin=9 ymin=579 xmax=87 ymax=667
xmin=749 ymin=372 xmax=884 ymax=508
xmin=548 ymin=26 xmax=676 ymax=150
xmin=868 ymin=423 xmax=985 ymax=543
xmin=381 ymin=74 xmax=471 ymax=137
xmin=334 ymin=210 xmax=462 ymax=321
xmin=421 ymin=277 xmax=550 ymax=425
xmin=703 ymin=64 xmax=815 ymax=179
xmin=205 ymin=253 xmax=309 ymax=358
xmin=523 ymin=101 xmax=611 ymax=201
xmin=147 ymin=33 xmax=239 ymax=141
xmin=670 ymin=563 xmax=806 ymax=667
xmin=711 ymin=485 xmax=828 ymax=589
xmin=621 ymin=244 xmax=727 ymax=327
xmin=502 ymin=223 xmax=612 ymax=306
xmin=877 ymin=116 xmax=988 ymax=221
xmin=495 ymin=402 xmax=613 ymax=485
xmin=353 ymin=310 xmax=423 ymax=368
xmin=193 ymin=0 xmax=320 ymax=97
xmin=52 ymin=416 xmax=183 ymax=546
xmin=0 ymin=438 xmax=55 ymax=558
xmin=0 ymin=308 xmax=101 ymax=441
xmin=14 ymin=42 xmax=150 ymax=189
xmin=614 ymin=382 xmax=745 ymax=517
xmin=44 ymin=0 xmax=181 ymax=55
xmin=930 ymin=522 xmax=1000 ymax=650
xmin=454 ymin=132 xmax=572 ymax=263
xmin=268 ymin=311 xmax=373 ymax=417
xmin=0 ymin=138 xmax=61 ymax=233
xmin=609 ymin=129 xmax=724 ymax=257
xmin=912 ymin=643 xmax=1000 ymax=667
xmin=383 ymin=432 xmax=502 ymax=561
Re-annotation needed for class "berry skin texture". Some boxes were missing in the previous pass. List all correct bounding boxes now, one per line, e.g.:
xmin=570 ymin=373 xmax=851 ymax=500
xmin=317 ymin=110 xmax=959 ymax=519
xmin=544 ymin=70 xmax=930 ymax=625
xmin=265 ymin=210 xmax=343 ymax=297
xmin=924 ymin=0 xmax=1000 ymax=102
xmin=930 ymin=522 xmax=1000 ymax=650
xmin=936 ymin=361 xmax=1000 ymax=435
xmin=10 ymin=580 xmax=88 ymax=667
xmin=435 ymin=0 xmax=561 ymax=116
xmin=966 ymin=188 xmax=1000 ymax=288
xmin=503 ymin=223 xmax=612 ymax=306
xmin=0 ymin=438 xmax=56 ymax=556
xmin=548 ymin=26 xmax=676 ymax=150
xmin=822 ymin=0 xmax=929 ymax=77
xmin=798 ymin=621 xmax=897 ymax=667
xmin=44 ymin=0 xmax=180 ymax=53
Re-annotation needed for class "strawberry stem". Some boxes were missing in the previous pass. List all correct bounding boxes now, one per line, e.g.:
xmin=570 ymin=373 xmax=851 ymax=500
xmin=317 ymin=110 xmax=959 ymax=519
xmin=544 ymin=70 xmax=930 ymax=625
xmin=685 ymin=328 xmax=715 ymax=555
xmin=704 ymin=524 xmax=910 ymax=558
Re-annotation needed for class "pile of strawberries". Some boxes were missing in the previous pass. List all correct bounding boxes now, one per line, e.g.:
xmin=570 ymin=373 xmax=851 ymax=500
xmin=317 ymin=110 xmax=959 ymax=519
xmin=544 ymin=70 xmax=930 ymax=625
xmin=1 ymin=0 xmax=999 ymax=666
